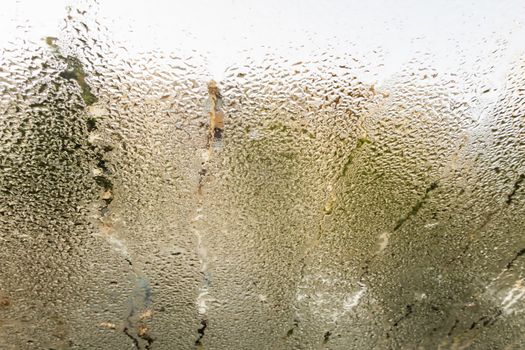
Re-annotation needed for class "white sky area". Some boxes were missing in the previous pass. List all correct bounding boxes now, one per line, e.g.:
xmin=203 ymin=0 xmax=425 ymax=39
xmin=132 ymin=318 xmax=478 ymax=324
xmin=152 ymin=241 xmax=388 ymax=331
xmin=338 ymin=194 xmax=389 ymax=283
xmin=1 ymin=0 xmax=525 ymax=83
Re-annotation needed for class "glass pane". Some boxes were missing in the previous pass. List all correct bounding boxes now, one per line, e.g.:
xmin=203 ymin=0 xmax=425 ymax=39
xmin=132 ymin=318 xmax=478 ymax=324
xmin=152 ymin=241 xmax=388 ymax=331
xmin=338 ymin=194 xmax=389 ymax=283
xmin=1 ymin=1 xmax=525 ymax=349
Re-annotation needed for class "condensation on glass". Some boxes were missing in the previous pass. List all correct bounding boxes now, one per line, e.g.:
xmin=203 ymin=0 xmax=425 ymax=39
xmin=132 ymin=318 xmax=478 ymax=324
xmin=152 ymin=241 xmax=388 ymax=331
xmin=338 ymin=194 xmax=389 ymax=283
xmin=1 ymin=1 xmax=525 ymax=349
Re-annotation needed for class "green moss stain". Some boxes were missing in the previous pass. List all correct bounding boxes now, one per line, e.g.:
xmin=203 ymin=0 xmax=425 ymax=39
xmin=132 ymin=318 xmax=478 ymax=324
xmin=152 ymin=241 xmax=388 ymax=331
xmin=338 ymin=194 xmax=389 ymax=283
xmin=45 ymin=36 xmax=59 ymax=49
xmin=393 ymin=181 xmax=438 ymax=231
xmin=43 ymin=35 xmax=111 ymax=220
xmin=341 ymin=137 xmax=371 ymax=178
xmin=59 ymin=56 xmax=98 ymax=106
xmin=86 ymin=117 xmax=97 ymax=132
xmin=44 ymin=37 xmax=98 ymax=106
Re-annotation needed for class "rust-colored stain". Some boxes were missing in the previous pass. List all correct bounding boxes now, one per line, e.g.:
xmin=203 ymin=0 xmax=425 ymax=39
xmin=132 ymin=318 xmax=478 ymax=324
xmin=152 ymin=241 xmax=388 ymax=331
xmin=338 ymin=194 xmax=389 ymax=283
xmin=0 ymin=295 xmax=10 ymax=308
xmin=207 ymin=80 xmax=224 ymax=143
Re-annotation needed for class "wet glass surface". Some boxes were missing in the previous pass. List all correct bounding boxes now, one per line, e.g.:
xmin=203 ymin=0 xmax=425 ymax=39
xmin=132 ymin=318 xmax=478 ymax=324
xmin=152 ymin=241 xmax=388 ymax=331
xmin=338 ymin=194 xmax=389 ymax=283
xmin=1 ymin=1 xmax=525 ymax=349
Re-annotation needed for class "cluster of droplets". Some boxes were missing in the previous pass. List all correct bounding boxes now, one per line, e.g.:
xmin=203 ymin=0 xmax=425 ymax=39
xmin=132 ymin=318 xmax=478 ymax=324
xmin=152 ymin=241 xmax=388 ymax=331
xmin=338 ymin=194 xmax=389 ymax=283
xmin=1 ymin=1 xmax=525 ymax=350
